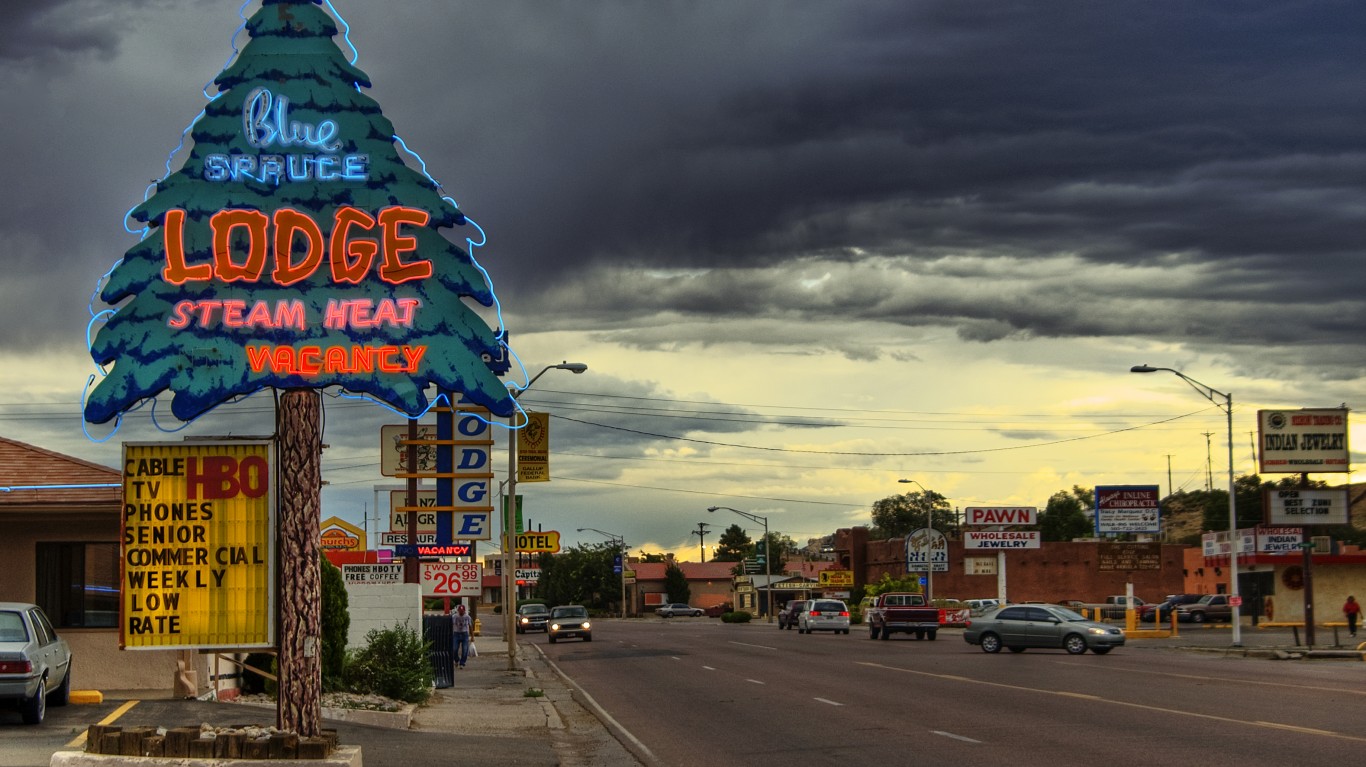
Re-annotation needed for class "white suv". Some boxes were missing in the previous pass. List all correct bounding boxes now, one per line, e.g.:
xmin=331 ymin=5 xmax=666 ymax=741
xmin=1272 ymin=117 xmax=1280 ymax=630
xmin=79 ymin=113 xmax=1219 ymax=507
xmin=797 ymin=599 xmax=850 ymax=634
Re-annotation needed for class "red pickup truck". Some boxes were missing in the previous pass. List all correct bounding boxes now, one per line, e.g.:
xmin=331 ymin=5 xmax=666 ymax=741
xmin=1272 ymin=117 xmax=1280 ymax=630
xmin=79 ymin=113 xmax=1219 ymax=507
xmin=866 ymin=592 xmax=942 ymax=640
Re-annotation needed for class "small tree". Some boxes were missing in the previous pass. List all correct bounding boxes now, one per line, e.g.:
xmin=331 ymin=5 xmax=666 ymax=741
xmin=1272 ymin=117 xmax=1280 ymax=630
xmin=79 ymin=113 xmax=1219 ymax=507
xmin=1039 ymin=486 xmax=1094 ymax=542
xmin=864 ymin=572 xmax=923 ymax=597
xmin=664 ymin=562 xmax=691 ymax=604
xmin=712 ymin=524 xmax=752 ymax=562
xmin=319 ymin=557 xmax=350 ymax=691
xmin=871 ymin=490 xmax=954 ymax=539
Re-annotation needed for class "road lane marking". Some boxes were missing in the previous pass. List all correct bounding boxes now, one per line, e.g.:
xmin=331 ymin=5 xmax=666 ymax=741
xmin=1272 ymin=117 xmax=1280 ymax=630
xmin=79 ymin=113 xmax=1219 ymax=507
xmin=65 ymin=700 xmax=139 ymax=748
xmin=814 ymin=698 xmax=845 ymax=706
xmin=856 ymin=661 xmax=1366 ymax=743
xmin=1055 ymin=659 xmax=1366 ymax=696
xmin=747 ymin=679 xmax=765 ymax=685
xmin=933 ymin=730 xmax=981 ymax=744
xmin=702 ymin=666 xmax=716 ymax=671
xmin=728 ymin=641 xmax=777 ymax=651
xmin=1257 ymin=721 xmax=1337 ymax=736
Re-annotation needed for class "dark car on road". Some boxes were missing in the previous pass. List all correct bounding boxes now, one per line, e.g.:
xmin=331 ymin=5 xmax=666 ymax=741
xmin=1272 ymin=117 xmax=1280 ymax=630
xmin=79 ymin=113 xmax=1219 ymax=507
xmin=1143 ymin=594 xmax=1203 ymax=623
xmin=778 ymin=599 xmax=810 ymax=630
xmin=0 ymin=603 xmax=73 ymax=724
xmin=516 ymin=603 xmax=550 ymax=634
xmin=964 ymin=603 xmax=1125 ymax=655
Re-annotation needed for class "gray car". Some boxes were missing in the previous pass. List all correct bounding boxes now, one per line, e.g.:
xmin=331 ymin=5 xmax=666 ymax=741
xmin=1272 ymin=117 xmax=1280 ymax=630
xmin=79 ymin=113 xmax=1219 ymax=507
xmin=655 ymin=603 xmax=703 ymax=618
xmin=0 ymin=603 xmax=73 ymax=724
xmin=963 ymin=604 xmax=1125 ymax=655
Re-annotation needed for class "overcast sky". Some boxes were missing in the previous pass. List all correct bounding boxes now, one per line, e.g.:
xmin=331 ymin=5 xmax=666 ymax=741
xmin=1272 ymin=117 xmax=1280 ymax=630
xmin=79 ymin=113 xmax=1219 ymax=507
xmin=2 ymin=0 xmax=1363 ymax=560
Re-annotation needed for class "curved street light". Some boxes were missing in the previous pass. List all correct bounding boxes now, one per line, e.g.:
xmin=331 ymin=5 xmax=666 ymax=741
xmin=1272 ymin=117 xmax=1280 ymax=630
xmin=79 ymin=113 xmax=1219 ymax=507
xmin=708 ymin=505 xmax=772 ymax=623
xmin=577 ymin=527 xmax=627 ymax=619
xmin=503 ymin=361 xmax=588 ymax=669
xmin=1131 ymin=364 xmax=1241 ymax=646
xmin=898 ymin=479 xmax=948 ymax=601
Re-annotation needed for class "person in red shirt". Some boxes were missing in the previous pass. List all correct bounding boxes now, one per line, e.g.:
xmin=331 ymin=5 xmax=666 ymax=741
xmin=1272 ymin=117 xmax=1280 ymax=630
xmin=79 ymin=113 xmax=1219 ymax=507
xmin=1343 ymin=596 xmax=1360 ymax=638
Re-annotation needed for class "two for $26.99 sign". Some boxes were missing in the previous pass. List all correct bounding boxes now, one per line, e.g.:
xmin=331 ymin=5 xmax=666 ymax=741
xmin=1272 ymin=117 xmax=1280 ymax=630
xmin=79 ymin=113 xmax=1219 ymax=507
xmin=421 ymin=561 xmax=481 ymax=597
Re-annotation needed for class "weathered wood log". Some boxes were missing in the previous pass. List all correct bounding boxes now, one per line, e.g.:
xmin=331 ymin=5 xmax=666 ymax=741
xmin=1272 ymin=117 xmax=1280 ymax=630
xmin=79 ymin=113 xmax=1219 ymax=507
xmin=141 ymin=735 xmax=165 ymax=757
xmin=84 ymin=725 xmax=119 ymax=753
xmin=220 ymin=731 xmax=245 ymax=758
xmin=242 ymin=738 xmax=271 ymax=759
xmin=188 ymin=738 xmax=216 ymax=758
xmin=164 ymin=726 xmax=199 ymax=757
xmin=96 ymin=732 xmax=122 ymax=755
xmin=119 ymin=727 xmax=154 ymax=756
xmin=267 ymin=732 xmax=299 ymax=759
xmin=297 ymin=736 xmax=330 ymax=759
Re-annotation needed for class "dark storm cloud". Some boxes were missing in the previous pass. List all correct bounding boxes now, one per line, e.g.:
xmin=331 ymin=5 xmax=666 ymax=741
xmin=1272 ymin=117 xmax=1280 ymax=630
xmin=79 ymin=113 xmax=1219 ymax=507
xmin=0 ymin=0 xmax=194 ymax=63
xmin=2 ymin=0 xmax=1363 ymax=376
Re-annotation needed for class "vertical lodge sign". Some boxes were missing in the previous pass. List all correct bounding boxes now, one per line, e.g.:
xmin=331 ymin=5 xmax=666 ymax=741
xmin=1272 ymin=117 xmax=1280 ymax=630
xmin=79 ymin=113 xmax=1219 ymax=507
xmin=83 ymin=0 xmax=516 ymax=426
xmin=121 ymin=442 xmax=275 ymax=649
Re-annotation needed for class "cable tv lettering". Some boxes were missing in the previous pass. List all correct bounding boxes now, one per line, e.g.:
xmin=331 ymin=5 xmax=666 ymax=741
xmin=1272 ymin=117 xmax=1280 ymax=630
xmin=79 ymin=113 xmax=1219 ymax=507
xmin=122 ymin=453 xmax=269 ymax=637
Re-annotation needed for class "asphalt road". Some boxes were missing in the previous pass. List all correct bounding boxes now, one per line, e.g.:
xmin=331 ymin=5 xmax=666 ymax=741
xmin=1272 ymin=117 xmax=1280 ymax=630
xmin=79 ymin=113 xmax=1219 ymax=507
xmin=539 ymin=618 xmax=1366 ymax=767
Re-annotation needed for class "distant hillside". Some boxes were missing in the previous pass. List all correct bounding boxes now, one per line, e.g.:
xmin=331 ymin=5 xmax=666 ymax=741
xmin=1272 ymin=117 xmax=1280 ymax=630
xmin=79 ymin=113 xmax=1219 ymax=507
xmin=1160 ymin=482 xmax=1366 ymax=545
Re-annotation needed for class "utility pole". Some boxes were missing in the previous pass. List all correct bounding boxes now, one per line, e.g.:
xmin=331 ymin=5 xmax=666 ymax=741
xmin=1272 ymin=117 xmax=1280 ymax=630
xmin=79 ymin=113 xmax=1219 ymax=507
xmin=1202 ymin=432 xmax=1214 ymax=490
xmin=691 ymin=522 xmax=712 ymax=562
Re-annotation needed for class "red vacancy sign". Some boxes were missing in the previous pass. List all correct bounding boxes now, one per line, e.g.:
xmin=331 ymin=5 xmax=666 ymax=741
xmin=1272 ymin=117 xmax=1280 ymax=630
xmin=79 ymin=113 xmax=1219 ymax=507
xmin=421 ymin=562 xmax=481 ymax=597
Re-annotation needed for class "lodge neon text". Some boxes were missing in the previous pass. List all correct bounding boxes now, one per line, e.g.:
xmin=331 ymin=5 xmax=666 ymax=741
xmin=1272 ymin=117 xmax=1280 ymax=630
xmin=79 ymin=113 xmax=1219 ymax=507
xmin=161 ymin=206 xmax=432 ymax=286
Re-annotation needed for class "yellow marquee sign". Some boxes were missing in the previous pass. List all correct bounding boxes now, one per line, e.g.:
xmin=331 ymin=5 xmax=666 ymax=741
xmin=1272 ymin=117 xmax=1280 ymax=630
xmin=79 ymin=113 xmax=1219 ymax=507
xmin=819 ymin=570 xmax=854 ymax=587
xmin=515 ymin=530 xmax=561 ymax=553
xmin=121 ymin=441 xmax=275 ymax=649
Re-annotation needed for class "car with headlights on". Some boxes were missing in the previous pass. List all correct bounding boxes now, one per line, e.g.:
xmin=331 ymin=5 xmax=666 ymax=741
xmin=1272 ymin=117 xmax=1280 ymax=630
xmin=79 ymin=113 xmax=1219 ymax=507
xmin=0 ymin=603 xmax=72 ymax=724
xmin=548 ymin=605 xmax=592 ymax=643
xmin=963 ymin=603 xmax=1125 ymax=655
xmin=516 ymin=603 xmax=551 ymax=634
xmin=798 ymin=599 xmax=850 ymax=634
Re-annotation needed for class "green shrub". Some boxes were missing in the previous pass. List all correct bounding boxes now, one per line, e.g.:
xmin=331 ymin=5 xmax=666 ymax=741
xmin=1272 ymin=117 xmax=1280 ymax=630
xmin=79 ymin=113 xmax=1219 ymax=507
xmin=343 ymin=621 xmax=432 ymax=704
xmin=721 ymin=611 xmax=753 ymax=623
xmin=319 ymin=558 xmax=349 ymax=692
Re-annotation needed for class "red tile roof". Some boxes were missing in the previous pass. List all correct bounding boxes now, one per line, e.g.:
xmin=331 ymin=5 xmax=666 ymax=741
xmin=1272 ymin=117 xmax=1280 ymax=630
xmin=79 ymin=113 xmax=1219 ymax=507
xmin=0 ymin=436 xmax=121 ymax=507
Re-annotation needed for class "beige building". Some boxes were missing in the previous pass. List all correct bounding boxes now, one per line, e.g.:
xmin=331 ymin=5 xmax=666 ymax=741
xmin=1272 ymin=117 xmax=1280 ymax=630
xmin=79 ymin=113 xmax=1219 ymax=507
xmin=0 ymin=436 xmax=198 ymax=692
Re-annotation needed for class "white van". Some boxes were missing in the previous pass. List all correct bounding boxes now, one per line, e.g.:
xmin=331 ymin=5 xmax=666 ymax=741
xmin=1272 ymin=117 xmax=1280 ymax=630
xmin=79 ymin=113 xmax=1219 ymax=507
xmin=965 ymin=598 xmax=1001 ymax=615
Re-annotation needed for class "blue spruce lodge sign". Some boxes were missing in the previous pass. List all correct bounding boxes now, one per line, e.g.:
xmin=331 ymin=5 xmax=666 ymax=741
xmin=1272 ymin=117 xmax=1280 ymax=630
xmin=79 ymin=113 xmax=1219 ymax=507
xmin=85 ymin=0 xmax=515 ymax=426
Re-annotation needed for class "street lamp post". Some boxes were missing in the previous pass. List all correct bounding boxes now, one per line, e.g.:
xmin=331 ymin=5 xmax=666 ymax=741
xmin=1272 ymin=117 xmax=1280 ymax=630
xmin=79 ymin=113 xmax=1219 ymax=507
xmin=503 ymin=361 xmax=588 ymax=670
xmin=898 ymin=479 xmax=943 ymax=601
xmin=578 ymin=528 xmax=627 ymax=619
xmin=708 ymin=506 xmax=771 ymax=623
xmin=1131 ymin=364 xmax=1241 ymax=646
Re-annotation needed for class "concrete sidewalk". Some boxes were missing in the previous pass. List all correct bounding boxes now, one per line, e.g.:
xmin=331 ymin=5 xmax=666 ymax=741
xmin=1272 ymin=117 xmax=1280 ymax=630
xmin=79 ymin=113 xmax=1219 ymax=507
xmin=406 ymin=637 xmax=648 ymax=767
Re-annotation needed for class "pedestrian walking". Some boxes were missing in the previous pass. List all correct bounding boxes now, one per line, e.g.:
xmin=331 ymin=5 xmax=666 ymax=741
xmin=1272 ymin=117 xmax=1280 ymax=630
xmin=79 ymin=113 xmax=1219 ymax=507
xmin=1343 ymin=595 xmax=1360 ymax=638
xmin=451 ymin=604 xmax=473 ymax=669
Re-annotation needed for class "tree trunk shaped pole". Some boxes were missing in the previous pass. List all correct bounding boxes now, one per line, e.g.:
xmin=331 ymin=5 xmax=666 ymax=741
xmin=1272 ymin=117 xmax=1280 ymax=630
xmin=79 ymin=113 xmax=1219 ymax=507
xmin=277 ymin=389 xmax=322 ymax=737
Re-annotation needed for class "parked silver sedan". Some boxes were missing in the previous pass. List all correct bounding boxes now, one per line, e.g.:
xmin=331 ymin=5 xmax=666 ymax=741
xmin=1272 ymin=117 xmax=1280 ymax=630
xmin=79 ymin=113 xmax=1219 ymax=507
xmin=0 ymin=603 xmax=73 ymax=724
xmin=963 ymin=603 xmax=1125 ymax=655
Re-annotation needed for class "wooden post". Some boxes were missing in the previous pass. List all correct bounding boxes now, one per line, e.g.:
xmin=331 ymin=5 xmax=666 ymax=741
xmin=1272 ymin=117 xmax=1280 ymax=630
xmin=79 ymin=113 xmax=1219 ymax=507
xmin=277 ymin=389 xmax=323 ymax=737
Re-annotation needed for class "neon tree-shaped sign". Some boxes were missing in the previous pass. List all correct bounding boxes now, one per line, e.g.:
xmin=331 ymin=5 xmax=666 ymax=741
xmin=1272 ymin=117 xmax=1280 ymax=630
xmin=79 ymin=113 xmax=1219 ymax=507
xmin=85 ymin=0 xmax=514 ymax=426
xmin=204 ymin=87 xmax=369 ymax=184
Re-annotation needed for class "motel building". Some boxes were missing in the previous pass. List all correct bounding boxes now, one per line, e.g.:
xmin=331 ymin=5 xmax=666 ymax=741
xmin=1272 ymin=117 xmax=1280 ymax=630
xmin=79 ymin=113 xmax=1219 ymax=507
xmin=0 ymin=436 xmax=208 ymax=693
